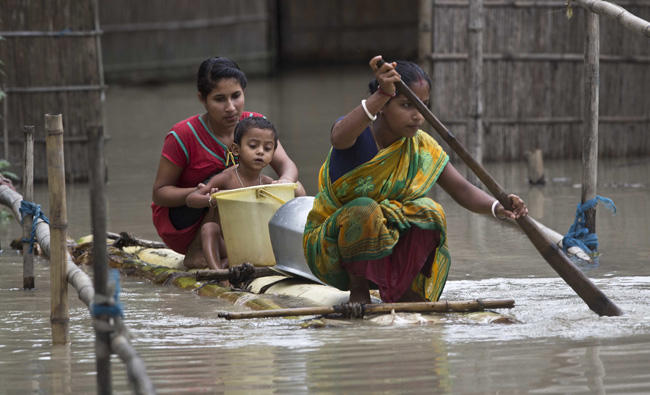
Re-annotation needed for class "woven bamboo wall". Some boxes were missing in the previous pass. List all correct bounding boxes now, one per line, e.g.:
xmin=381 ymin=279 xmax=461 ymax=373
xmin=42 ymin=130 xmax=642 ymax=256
xmin=99 ymin=0 xmax=274 ymax=82
xmin=0 ymin=0 xmax=103 ymax=181
xmin=426 ymin=0 xmax=650 ymax=161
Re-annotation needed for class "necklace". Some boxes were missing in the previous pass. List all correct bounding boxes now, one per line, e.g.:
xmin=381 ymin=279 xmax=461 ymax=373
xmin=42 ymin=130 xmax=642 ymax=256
xmin=235 ymin=165 xmax=262 ymax=188
xmin=203 ymin=114 xmax=236 ymax=166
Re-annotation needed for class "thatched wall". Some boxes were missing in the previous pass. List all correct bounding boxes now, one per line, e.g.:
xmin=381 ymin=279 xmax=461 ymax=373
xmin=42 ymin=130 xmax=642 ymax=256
xmin=0 ymin=0 xmax=103 ymax=181
xmin=425 ymin=0 xmax=650 ymax=161
xmin=99 ymin=0 xmax=275 ymax=82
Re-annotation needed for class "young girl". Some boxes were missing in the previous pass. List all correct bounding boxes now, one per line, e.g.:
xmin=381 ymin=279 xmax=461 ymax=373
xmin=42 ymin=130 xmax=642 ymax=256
xmin=303 ymin=56 xmax=527 ymax=304
xmin=186 ymin=116 xmax=305 ymax=270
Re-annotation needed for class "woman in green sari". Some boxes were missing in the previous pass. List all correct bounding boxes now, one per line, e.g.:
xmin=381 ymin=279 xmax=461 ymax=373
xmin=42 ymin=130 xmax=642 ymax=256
xmin=303 ymin=56 xmax=527 ymax=304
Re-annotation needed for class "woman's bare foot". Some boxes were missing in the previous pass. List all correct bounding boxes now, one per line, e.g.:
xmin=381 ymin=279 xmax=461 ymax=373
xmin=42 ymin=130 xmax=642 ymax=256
xmin=348 ymin=273 xmax=371 ymax=304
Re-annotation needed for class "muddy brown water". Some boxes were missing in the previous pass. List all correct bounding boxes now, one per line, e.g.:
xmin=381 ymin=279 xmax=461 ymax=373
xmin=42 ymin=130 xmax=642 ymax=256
xmin=1 ymin=67 xmax=649 ymax=393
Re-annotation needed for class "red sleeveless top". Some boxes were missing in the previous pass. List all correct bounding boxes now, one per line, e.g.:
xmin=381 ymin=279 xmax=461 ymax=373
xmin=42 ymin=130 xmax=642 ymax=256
xmin=151 ymin=111 xmax=263 ymax=253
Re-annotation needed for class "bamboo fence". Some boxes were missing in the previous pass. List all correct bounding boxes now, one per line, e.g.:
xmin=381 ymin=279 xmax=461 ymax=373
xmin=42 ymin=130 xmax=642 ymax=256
xmin=421 ymin=0 xmax=650 ymax=160
xmin=0 ymin=0 xmax=104 ymax=181
xmin=99 ymin=0 xmax=274 ymax=81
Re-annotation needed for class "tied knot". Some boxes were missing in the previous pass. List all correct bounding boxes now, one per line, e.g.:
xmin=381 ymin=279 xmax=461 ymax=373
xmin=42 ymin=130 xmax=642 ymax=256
xmin=333 ymin=302 xmax=366 ymax=319
xmin=228 ymin=262 xmax=256 ymax=286
xmin=19 ymin=200 xmax=50 ymax=253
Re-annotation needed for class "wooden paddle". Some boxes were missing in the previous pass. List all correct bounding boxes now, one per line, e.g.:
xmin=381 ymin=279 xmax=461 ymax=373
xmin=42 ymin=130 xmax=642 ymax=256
xmin=218 ymin=298 xmax=515 ymax=320
xmin=377 ymin=59 xmax=622 ymax=316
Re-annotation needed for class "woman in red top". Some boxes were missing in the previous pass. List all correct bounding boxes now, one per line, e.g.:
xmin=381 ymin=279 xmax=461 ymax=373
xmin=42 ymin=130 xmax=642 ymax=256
xmin=152 ymin=57 xmax=299 ymax=269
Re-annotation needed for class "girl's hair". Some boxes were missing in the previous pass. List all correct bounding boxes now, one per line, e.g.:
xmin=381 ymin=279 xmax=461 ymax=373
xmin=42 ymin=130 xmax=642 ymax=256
xmin=197 ymin=57 xmax=248 ymax=98
xmin=368 ymin=60 xmax=432 ymax=97
xmin=234 ymin=116 xmax=278 ymax=148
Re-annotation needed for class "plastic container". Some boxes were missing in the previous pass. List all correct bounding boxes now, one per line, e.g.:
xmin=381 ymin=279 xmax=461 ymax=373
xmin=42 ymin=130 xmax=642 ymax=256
xmin=212 ymin=183 xmax=297 ymax=267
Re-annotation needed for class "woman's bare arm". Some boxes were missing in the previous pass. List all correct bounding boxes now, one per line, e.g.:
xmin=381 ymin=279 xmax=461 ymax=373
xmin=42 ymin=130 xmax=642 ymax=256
xmin=270 ymin=140 xmax=299 ymax=182
xmin=437 ymin=163 xmax=527 ymax=219
xmin=152 ymin=157 xmax=195 ymax=207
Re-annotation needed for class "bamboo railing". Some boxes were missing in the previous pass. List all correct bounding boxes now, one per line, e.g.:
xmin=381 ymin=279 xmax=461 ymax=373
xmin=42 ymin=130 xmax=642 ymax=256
xmin=0 ymin=184 xmax=154 ymax=394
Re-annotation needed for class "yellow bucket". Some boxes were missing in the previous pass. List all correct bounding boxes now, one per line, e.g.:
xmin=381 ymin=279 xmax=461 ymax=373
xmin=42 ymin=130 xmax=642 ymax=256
xmin=211 ymin=183 xmax=297 ymax=267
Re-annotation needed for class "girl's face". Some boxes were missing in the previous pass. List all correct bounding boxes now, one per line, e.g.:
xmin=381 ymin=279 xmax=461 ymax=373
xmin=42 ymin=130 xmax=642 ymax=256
xmin=199 ymin=78 xmax=245 ymax=131
xmin=380 ymin=79 xmax=429 ymax=142
xmin=232 ymin=128 xmax=276 ymax=171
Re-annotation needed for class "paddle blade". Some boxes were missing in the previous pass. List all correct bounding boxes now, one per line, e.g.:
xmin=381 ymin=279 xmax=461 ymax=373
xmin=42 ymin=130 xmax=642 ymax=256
xmin=516 ymin=216 xmax=623 ymax=316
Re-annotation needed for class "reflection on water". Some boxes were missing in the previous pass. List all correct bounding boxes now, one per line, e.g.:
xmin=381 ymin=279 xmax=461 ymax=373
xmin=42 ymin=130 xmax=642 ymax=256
xmin=1 ymin=67 xmax=650 ymax=393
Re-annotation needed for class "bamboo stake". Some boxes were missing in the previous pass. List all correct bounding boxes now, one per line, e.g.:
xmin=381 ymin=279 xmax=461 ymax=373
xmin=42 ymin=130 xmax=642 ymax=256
xmin=45 ymin=114 xmax=69 ymax=344
xmin=88 ymin=126 xmax=112 ymax=394
xmin=572 ymin=0 xmax=650 ymax=37
xmin=2 ymin=89 xmax=8 ymax=160
xmin=467 ymin=0 xmax=485 ymax=185
xmin=22 ymin=125 xmax=35 ymax=289
xmin=219 ymin=299 xmax=515 ymax=320
xmin=418 ymin=0 xmax=434 ymax=68
xmin=582 ymin=13 xmax=600 ymax=234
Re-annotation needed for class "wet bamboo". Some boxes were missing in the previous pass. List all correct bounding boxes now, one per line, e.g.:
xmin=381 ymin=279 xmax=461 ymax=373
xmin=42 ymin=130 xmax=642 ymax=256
xmin=572 ymin=0 xmax=650 ymax=37
xmin=45 ymin=114 xmax=69 ymax=344
xmin=467 ymin=0 xmax=484 ymax=184
xmin=219 ymin=299 xmax=515 ymax=320
xmin=195 ymin=266 xmax=279 ymax=282
xmin=582 ymin=13 xmax=600 ymax=234
xmin=88 ymin=126 xmax=112 ymax=394
xmin=22 ymin=125 xmax=35 ymax=289
xmin=0 ymin=184 xmax=155 ymax=393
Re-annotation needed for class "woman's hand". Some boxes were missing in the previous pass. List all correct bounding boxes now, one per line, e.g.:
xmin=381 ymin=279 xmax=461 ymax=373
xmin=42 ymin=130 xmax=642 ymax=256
xmin=369 ymin=55 xmax=400 ymax=96
xmin=496 ymin=194 xmax=528 ymax=219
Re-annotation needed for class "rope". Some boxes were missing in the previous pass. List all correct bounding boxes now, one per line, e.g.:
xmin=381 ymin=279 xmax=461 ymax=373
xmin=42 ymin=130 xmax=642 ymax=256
xmin=333 ymin=302 xmax=366 ymax=319
xmin=562 ymin=195 xmax=616 ymax=256
xmin=91 ymin=269 xmax=125 ymax=319
xmin=19 ymin=200 xmax=50 ymax=253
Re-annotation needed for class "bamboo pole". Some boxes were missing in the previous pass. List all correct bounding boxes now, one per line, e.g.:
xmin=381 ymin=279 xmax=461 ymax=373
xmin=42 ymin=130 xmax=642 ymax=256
xmin=418 ymin=0 xmax=434 ymax=68
xmin=467 ymin=0 xmax=485 ymax=185
xmin=88 ymin=126 xmax=112 ymax=394
xmin=2 ymin=89 xmax=7 ymax=160
xmin=429 ymin=52 xmax=650 ymax=63
xmin=45 ymin=114 xmax=69 ymax=344
xmin=572 ymin=0 xmax=650 ymax=37
xmin=22 ymin=125 xmax=35 ymax=289
xmin=218 ymin=299 xmax=516 ymax=320
xmin=582 ymin=13 xmax=600 ymax=234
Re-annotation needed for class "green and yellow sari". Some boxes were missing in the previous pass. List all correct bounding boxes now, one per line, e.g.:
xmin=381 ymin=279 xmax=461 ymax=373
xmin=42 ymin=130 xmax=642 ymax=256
xmin=303 ymin=130 xmax=451 ymax=302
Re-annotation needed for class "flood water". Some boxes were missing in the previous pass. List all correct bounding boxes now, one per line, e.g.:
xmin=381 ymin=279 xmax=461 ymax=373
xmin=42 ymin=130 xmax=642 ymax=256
xmin=1 ymin=66 xmax=650 ymax=393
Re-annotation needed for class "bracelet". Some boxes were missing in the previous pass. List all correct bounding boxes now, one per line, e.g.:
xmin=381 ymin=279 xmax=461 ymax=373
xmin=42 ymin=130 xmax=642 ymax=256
xmin=490 ymin=200 xmax=500 ymax=219
xmin=360 ymin=99 xmax=377 ymax=122
xmin=377 ymin=86 xmax=396 ymax=97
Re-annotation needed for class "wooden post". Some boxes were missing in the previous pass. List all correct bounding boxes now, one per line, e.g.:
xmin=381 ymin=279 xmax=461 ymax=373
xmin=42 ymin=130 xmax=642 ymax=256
xmin=22 ymin=125 xmax=35 ymax=289
xmin=526 ymin=149 xmax=546 ymax=185
xmin=2 ymin=90 xmax=7 ymax=160
xmin=467 ymin=0 xmax=484 ymax=184
xmin=88 ymin=125 xmax=112 ymax=394
xmin=45 ymin=114 xmax=69 ymax=344
xmin=418 ymin=0 xmax=433 ymax=68
xmin=582 ymin=12 xmax=600 ymax=234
